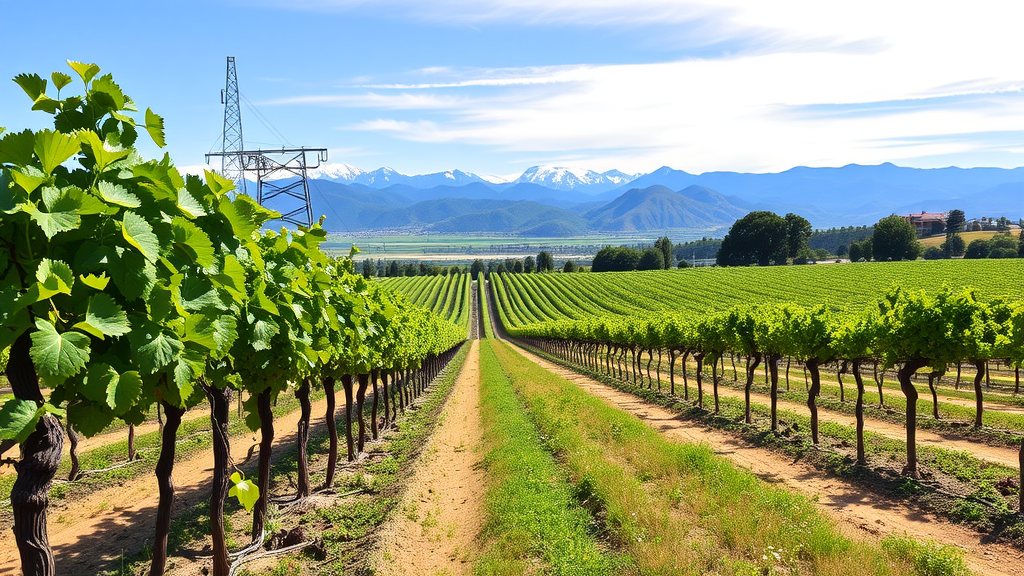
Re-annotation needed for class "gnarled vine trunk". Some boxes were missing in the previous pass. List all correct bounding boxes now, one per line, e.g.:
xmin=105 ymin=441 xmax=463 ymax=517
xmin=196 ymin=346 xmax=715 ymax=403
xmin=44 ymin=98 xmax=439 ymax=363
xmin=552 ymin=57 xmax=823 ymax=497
xmin=898 ymin=360 xmax=928 ymax=478
xmin=251 ymin=388 xmax=274 ymax=542
xmin=67 ymin=424 xmax=80 ymax=482
xmin=151 ymin=399 xmax=185 ymax=576
xmin=342 ymin=375 xmax=355 ymax=461
xmin=972 ymin=360 xmax=985 ymax=428
xmin=694 ymin=352 xmax=705 ymax=409
xmin=852 ymin=360 xmax=867 ymax=465
xmin=927 ymin=371 xmax=942 ymax=420
xmin=744 ymin=353 xmax=762 ymax=424
xmin=7 ymin=332 xmax=63 ymax=576
xmin=357 ymin=374 xmax=369 ymax=452
xmin=295 ymin=379 xmax=312 ymax=498
xmin=204 ymin=384 xmax=232 ymax=576
xmin=837 ymin=361 xmax=848 ymax=403
xmin=323 ymin=376 xmax=338 ymax=490
xmin=807 ymin=359 xmax=821 ymax=444
xmin=371 ymin=370 xmax=380 ymax=440
xmin=711 ymin=355 xmax=720 ymax=414
xmin=769 ymin=355 xmax=780 ymax=432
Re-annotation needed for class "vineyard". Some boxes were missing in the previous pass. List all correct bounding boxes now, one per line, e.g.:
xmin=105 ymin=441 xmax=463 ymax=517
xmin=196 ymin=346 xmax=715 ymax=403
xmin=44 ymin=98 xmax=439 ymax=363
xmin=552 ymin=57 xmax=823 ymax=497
xmin=379 ymin=272 xmax=473 ymax=330
xmin=490 ymin=265 xmax=1024 ymax=543
xmin=0 ymin=64 xmax=470 ymax=575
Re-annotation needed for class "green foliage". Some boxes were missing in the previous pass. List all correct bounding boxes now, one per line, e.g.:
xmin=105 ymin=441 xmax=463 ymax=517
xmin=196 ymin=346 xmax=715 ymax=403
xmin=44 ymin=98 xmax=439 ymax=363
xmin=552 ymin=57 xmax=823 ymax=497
xmin=592 ymin=245 xmax=641 ymax=272
xmin=717 ymin=211 xmax=789 ymax=266
xmin=229 ymin=472 xmax=260 ymax=512
xmin=872 ymin=215 xmax=921 ymax=261
xmin=881 ymin=536 xmax=970 ymax=576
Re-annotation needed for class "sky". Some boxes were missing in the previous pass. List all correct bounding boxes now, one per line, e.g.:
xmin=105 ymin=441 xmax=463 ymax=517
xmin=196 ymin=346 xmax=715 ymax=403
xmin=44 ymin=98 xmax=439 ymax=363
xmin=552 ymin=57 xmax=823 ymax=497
xmin=1 ymin=0 xmax=1022 ymax=179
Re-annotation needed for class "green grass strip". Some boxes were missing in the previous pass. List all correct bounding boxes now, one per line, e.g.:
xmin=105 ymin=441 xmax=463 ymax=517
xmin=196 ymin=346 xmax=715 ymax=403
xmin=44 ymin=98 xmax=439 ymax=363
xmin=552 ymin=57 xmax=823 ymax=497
xmin=476 ymin=339 xmax=616 ymax=576
xmin=488 ymin=340 xmax=971 ymax=576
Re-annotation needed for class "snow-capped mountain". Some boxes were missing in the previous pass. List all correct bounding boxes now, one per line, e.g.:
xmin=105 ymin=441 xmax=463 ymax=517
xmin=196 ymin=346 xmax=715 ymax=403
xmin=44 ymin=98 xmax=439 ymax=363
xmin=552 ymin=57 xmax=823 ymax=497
xmin=513 ymin=165 xmax=640 ymax=193
xmin=307 ymin=162 xmax=365 ymax=182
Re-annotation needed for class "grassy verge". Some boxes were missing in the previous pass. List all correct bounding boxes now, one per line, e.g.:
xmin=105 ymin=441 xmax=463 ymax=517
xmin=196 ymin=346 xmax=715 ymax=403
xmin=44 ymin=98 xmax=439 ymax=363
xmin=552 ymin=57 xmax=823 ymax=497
xmin=476 ymin=339 xmax=618 ymax=575
xmin=529 ymin=345 xmax=1024 ymax=547
xmin=480 ymin=280 xmax=494 ymax=339
xmin=489 ymin=339 xmax=965 ymax=576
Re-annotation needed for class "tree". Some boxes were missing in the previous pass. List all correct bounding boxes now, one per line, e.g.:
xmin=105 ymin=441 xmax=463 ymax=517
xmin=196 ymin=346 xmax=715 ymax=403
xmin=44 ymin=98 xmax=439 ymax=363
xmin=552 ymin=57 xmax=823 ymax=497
xmin=922 ymin=246 xmax=943 ymax=260
xmin=871 ymin=216 xmax=920 ymax=261
xmin=836 ymin=244 xmax=848 ymax=257
xmin=965 ymin=239 xmax=990 ymax=259
xmin=1019 ymin=229 xmax=1024 ymax=257
xmin=677 ymin=259 xmax=692 ymax=268
xmin=785 ymin=213 xmax=813 ymax=258
xmin=537 ymin=251 xmax=554 ymax=272
xmin=389 ymin=261 xmax=400 ymax=277
xmin=592 ymin=246 xmax=642 ymax=272
xmin=945 ymin=209 xmax=965 ymax=235
xmin=637 ymin=248 xmax=665 ymax=271
xmin=361 ymin=259 xmax=375 ymax=278
xmin=512 ymin=260 xmax=524 ymax=273
xmin=523 ymin=256 xmax=536 ymax=273
xmin=654 ymin=236 xmax=674 ymax=269
xmin=470 ymin=259 xmax=485 ymax=279
xmin=848 ymin=242 xmax=863 ymax=262
xmin=942 ymin=234 xmax=966 ymax=258
xmin=563 ymin=260 xmax=577 ymax=272
xmin=716 ymin=211 xmax=789 ymax=266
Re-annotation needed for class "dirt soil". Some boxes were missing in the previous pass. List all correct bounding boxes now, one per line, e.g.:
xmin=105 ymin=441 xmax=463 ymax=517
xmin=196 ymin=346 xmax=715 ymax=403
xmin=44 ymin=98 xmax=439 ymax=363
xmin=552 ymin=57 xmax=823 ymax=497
xmin=0 ymin=397 xmax=329 ymax=576
xmin=509 ymin=346 xmax=1024 ymax=576
xmin=369 ymin=340 xmax=485 ymax=576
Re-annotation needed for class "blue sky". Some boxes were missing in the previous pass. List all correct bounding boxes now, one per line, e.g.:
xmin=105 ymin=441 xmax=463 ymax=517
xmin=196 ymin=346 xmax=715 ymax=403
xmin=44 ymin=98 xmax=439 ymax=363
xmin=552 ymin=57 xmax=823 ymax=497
xmin=2 ymin=0 xmax=1022 ymax=178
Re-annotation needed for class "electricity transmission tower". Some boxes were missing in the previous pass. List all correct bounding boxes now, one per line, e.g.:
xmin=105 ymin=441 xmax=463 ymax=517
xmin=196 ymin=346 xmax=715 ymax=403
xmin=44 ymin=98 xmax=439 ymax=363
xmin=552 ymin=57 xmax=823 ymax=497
xmin=206 ymin=56 xmax=327 ymax=228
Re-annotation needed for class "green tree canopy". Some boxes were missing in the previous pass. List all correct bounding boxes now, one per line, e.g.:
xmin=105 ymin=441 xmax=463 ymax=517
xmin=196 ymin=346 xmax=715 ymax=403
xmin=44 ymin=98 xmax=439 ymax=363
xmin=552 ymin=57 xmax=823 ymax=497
xmin=871 ymin=215 xmax=920 ymax=261
xmin=717 ymin=211 xmax=789 ymax=266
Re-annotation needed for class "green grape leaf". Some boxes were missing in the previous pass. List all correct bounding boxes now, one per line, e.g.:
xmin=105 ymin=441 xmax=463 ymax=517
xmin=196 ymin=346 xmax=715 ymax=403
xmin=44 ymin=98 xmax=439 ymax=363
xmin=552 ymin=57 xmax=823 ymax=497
xmin=179 ymin=275 xmax=222 ymax=312
xmin=34 ymin=129 xmax=80 ymax=175
xmin=215 ymin=254 xmax=247 ymax=296
xmin=79 ymin=272 xmax=110 ymax=291
xmin=176 ymin=188 xmax=207 ymax=218
xmin=67 ymin=61 xmax=101 ymax=85
xmin=81 ymin=363 xmax=117 ymax=404
xmin=90 ymin=75 xmax=126 ymax=110
xmin=205 ymin=169 xmax=235 ymax=196
xmin=74 ymin=293 xmax=131 ymax=339
xmin=108 ymin=249 xmax=156 ymax=301
xmin=95 ymin=180 xmax=140 ymax=208
xmin=36 ymin=258 xmax=74 ymax=299
xmin=12 ymin=73 xmax=47 ymax=101
xmin=9 ymin=165 xmax=48 ymax=195
xmin=80 ymin=132 xmax=130 ymax=174
xmin=129 ymin=324 xmax=183 ymax=375
xmin=29 ymin=319 xmax=90 ymax=379
xmin=51 ymin=72 xmax=72 ymax=91
xmin=173 ymin=348 xmax=205 ymax=394
xmin=229 ymin=472 xmax=260 ymax=512
xmin=145 ymin=108 xmax=165 ymax=147
xmin=122 ymin=211 xmax=160 ymax=263
xmin=110 ymin=371 xmax=142 ymax=415
xmin=67 ymin=401 xmax=113 ymax=438
xmin=251 ymin=318 xmax=280 ymax=351
xmin=0 ymin=398 xmax=41 ymax=443
xmin=0 ymin=129 xmax=36 ymax=166
xmin=171 ymin=217 xmax=215 ymax=268
xmin=219 ymin=194 xmax=276 ymax=239
xmin=25 ymin=198 xmax=80 ymax=238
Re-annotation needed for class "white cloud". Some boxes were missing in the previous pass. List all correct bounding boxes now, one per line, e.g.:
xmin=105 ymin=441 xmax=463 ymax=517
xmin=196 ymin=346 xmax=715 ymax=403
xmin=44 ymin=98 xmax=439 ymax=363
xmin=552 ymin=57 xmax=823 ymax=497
xmin=263 ymin=0 xmax=1024 ymax=172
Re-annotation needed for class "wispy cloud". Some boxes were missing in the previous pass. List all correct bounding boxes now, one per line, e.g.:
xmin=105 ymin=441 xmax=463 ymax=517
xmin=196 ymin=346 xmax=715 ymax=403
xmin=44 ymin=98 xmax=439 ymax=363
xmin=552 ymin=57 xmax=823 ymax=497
xmin=251 ymin=0 xmax=1024 ymax=172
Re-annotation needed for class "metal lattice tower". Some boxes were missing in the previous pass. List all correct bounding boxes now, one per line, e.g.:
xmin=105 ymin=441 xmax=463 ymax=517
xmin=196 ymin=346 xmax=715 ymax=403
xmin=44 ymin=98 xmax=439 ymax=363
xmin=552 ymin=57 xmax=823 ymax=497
xmin=207 ymin=57 xmax=328 ymax=228
xmin=220 ymin=57 xmax=246 ymax=195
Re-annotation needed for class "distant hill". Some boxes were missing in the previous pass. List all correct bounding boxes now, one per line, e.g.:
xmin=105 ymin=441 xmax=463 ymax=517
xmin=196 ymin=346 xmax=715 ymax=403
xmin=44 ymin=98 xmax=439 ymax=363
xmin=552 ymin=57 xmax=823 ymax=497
xmin=585 ymin=185 xmax=747 ymax=231
xmin=290 ymin=162 xmax=1024 ymax=234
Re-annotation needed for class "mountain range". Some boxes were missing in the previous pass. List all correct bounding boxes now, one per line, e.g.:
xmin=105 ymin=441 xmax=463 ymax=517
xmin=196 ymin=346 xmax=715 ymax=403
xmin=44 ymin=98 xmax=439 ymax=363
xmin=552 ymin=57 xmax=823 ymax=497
xmin=259 ymin=162 xmax=1024 ymax=235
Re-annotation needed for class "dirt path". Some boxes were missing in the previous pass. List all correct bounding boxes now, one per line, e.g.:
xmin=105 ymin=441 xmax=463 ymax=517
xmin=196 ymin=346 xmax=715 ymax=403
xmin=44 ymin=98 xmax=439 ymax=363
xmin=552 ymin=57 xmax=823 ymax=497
xmin=509 ymin=346 xmax=1023 ymax=575
xmin=370 ymin=341 xmax=485 ymax=576
xmin=667 ymin=377 xmax=1021 ymax=469
xmin=0 ymin=397 xmax=328 ymax=576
